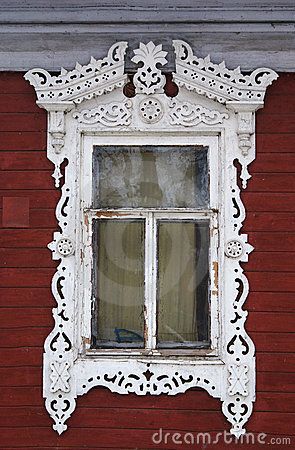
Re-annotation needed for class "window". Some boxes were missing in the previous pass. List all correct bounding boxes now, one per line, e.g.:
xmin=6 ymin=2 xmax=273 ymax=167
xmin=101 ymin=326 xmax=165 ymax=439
xmin=83 ymin=139 xmax=219 ymax=354
xmin=25 ymin=39 xmax=277 ymax=436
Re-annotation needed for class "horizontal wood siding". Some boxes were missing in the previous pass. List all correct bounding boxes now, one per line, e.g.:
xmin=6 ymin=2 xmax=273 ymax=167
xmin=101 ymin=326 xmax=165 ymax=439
xmin=0 ymin=73 xmax=294 ymax=448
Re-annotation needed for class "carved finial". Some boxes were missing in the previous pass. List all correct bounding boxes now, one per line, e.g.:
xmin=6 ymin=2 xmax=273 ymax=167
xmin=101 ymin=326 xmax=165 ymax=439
xmin=132 ymin=41 xmax=168 ymax=94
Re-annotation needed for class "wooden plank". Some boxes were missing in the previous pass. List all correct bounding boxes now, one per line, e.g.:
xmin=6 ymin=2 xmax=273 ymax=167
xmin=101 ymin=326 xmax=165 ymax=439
xmin=0 ymin=132 xmax=46 ymax=151
xmin=247 ymin=312 xmax=295 ymax=333
xmin=2 ymin=196 xmax=30 ymax=228
xmin=0 ymin=190 xmax=59 ymax=209
xmin=0 ymin=248 xmax=55 ymax=267
xmin=0 ymin=152 xmax=50 ymax=170
xmin=0 ymin=171 xmax=54 ymax=190
xmin=0 ymin=73 xmax=35 ymax=94
xmin=253 ymin=332 xmax=295 ymax=353
xmin=0 ymin=327 xmax=50 ymax=348
xmin=257 ymin=353 xmax=295 ymax=373
xmin=243 ymin=212 xmax=295 ymax=232
xmin=256 ymin=134 xmax=295 ymax=153
xmin=0 ymin=230 xmax=53 ymax=248
xmin=0 ymin=307 xmax=53 ymax=327
xmin=0 ymin=113 xmax=46 ymax=132
xmin=0 ymin=427 xmax=293 ymax=449
xmin=243 ymin=193 xmax=295 ymax=212
xmin=262 ymin=95 xmax=295 ymax=115
xmin=0 ymin=93 xmax=43 ymax=113
xmin=255 ymin=392 xmax=295 ymax=413
xmin=0 ymin=287 xmax=54 ymax=307
xmin=0 ymin=208 xmax=56 ymax=228
xmin=0 ymin=367 xmax=41 ymax=386
xmin=248 ymin=174 xmax=295 ymax=193
xmin=29 ymin=209 xmax=56 ymax=228
xmin=257 ymin=372 xmax=295 ymax=393
xmin=0 ymin=407 xmax=228 ymax=430
xmin=247 ymin=252 xmax=295 ymax=272
xmin=0 ymin=347 xmax=43 ymax=367
xmin=247 ymin=292 xmax=295 ymax=312
xmin=256 ymin=114 xmax=295 ymax=134
xmin=0 ymin=268 xmax=54 ymax=288
xmin=247 ymin=232 xmax=295 ymax=251
xmin=250 ymin=412 xmax=295 ymax=435
xmin=248 ymin=272 xmax=295 ymax=292
xmin=250 ymin=153 xmax=295 ymax=172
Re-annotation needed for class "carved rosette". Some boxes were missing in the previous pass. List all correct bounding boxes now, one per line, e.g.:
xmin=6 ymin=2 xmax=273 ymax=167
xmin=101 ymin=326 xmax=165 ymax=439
xmin=24 ymin=40 xmax=277 ymax=438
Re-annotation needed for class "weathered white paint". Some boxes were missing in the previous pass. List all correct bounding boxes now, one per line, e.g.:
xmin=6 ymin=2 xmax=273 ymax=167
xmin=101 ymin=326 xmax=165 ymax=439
xmin=24 ymin=40 xmax=277 ymax=438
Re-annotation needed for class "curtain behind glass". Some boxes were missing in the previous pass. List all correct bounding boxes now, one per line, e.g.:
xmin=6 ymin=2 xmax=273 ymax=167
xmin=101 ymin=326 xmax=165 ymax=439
xmin=93 ymin=146 xmax=208 ymax=209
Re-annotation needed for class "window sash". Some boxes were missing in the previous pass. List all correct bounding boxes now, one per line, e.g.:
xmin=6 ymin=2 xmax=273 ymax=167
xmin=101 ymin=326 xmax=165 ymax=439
xmin=80 ymin=135 xmax=220 ymax=356
xmin=87 ymin=208 xmax=218 ymax=352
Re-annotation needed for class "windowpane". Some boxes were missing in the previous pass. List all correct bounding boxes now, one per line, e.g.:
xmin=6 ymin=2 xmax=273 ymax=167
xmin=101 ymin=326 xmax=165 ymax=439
xmin=93 ymin=219 xmax=145 ymax=348
xmin=93 ymin=146 xmax=208 ymax=208
xmin=157 ymin=220 xmax=210 ymax=347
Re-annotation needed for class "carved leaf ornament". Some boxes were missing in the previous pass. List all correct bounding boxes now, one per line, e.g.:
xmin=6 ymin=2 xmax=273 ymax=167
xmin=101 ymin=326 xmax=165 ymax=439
xmin=24 ymin=40 xmax=277 ymax=437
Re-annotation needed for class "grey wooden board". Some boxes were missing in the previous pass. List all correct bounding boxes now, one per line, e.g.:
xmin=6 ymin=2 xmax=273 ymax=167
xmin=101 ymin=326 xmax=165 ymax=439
xmin=0 ymin=30 xmax=295 ymax=72
xmin=0 ymin=1 xmax=295 ymax=72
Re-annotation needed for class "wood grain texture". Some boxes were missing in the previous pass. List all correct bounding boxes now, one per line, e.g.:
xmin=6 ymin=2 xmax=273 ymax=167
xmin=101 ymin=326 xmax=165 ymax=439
xmin=0 ymin=72 xmax=294 ymax=447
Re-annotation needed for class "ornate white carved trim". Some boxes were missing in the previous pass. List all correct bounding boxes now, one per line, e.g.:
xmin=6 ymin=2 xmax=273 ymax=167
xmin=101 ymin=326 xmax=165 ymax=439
xmin=132 ymin=42 xmax=167 ymax=94
xmin=74 ymin=100 xmax=132 ymax=126
xmin=24 ymin=42 xmax=128 ymax=104
xmin=173 ymin=40 xmax=278 ymax=105
xmin=169 ymin=99 xmax=229 ymax=126
xmin=24 ymin=40 xmax=277 ymax=438
xmin=228 ymin=364 xmax=249 ymax=397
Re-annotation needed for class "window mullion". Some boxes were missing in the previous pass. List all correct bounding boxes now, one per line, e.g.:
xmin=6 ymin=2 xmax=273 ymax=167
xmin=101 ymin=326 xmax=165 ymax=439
xmin=144 ymin=212 xmax=157 ymax=350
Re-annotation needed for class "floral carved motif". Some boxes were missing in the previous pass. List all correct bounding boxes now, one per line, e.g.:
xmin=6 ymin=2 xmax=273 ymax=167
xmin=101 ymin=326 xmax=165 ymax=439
xmin=74 ymin=101 xmax=132 ymax=126
xmin=50 ymin=361 xmax=71 ymax=393
xmin=132 ymin=42 xmax=167 ymax=94
xmin=169 ymin=99 xmax=229 ymax=126
xmin=228 ymin=365 xmax=249 ymax=396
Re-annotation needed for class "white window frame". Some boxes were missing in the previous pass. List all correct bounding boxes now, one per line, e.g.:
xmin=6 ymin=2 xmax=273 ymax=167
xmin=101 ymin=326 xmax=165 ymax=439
xmin=80 ymin=134 xmax=219 ymax=357
xmin=24 ymin=40 xmax=277 ymax=438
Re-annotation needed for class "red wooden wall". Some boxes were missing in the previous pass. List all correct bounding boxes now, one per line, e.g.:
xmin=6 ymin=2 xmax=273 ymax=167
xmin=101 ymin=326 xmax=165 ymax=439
xmin=0 ymin=73 xmax=294 ymax=449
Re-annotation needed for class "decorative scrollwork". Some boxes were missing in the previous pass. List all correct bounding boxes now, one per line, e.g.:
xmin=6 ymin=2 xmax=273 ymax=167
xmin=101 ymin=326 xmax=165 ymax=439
xmin=169 ymin=99 xmax=229 ymax=126
xmin=24 ymin=40 xmax=277 ymax=439
xmin=74 ymin=101 xmax=132 ymax=126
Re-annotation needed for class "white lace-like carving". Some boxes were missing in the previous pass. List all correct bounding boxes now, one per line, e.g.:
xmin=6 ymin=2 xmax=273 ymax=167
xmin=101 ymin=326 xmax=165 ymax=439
xmin=173 ymin=40 xmax=278 ymax=105
xmin=74 ymin=101 xmax=132 ymax=126
xmin=24 ymin=42 xmax=128 ymax=104
xmin=24 ymin=40 xmax=277 ymax=439
xmin=169 ymin=99 xmax=229 ymax=126
xmin=228 ymin=365 xmax=249 ymax=396
xmin=132 ymin=42 xmax=167 ymax=94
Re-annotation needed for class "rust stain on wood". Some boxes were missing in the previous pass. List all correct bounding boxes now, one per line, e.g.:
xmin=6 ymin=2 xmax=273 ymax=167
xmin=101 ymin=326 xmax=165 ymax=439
xmin=95 ymin=211 xmax=130 ymax=218
xmin=213 ymin=261 xmax=218 ymax=291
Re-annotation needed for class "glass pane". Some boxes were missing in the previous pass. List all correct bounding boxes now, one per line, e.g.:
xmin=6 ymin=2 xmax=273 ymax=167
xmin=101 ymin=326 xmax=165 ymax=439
xmin=93 ymin=146 xmax=208 ymax=208
xmin=157 ymin=220 xmax=210 ymax=347
xmin=92 ymin=219 xmax=145 ymax=348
